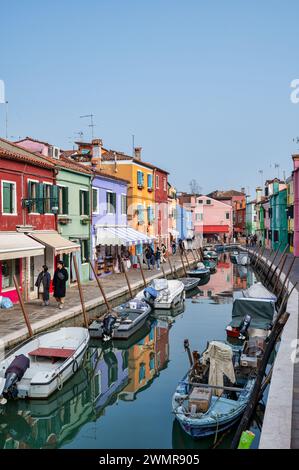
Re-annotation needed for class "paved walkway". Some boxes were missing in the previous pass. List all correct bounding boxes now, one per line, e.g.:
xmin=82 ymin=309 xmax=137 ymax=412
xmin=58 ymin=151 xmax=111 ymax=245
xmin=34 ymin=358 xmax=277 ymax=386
xmin=0 ymin=252 xmax=196 ymax=349
xmin=249 ymin=246 xmax=299 ymax=448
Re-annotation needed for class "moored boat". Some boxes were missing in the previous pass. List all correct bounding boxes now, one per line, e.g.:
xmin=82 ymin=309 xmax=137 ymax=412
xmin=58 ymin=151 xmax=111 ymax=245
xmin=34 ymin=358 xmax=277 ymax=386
xmin=135 ymin=278 xmax=185 ymax=310
xmin=186 ymin=262 xmax=211 ymax=282
xmin=179 ymin=278 xmax=200 ymax=292
xmin=88 ymin=298 xmax=151 ymax=341
xmin=0 ymin=327 xmax=89 ymax=403
xmin=203 ymin=259 xmax=217 ymax=273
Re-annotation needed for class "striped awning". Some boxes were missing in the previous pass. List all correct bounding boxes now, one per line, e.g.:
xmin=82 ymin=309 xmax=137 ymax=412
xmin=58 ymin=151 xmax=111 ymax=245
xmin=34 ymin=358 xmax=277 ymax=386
xmin=96 ymin=226 xmax=154 ymax=246
xmin=0 ymin=232 xmax=44 ymax=261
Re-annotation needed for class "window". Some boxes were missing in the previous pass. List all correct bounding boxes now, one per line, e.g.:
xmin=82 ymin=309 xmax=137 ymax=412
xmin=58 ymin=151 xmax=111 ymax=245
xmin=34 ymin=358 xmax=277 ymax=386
xmin=147 ymin=174 xmax=153 ymax=190
xmin=106 ymin=191 xmax=116 ymax=214
xmin=156 ymin=175 xmax=159 ymax=188
xmin=268 ymin=207 xmax=272 ymax=218
xmin=163 ymin=177 xmax=167 ymax=191
xmin=43 ymin=184 xmax=52 ymax=213
xmin=196 ymin=213 xmax=203 ymax=221
xmin=1 ymin=181 xmax=16 ymax=214
xmin=137 ymin=170 xmax=144 ymax=188
xmin=206 ymin=199 xmax=211 ymax=205
xmin=121 ymin=194 xmax=127 ymax=215
xmin=79 ymin=189 xmax=89 ymax=215
xmin=1 ymin=259 xmax=20 ymax=290
xmin=58 ymin=186 xmax=69 ymax=215
xmin=274 ymin=230 xmax=279 ymax=243
xmin=139 ymin=362 xmax=146 ymax=383
xmin=80 ymin=239 xmax=89 ymax=264
xmin=27 ymin=180 xmax=44 ymax=213
xmin=147 ymin=206 xmax=154 ymax=223
xmin=226 ymin=212 xmax=230 ymax=220
xmin=137 ymin=204 xmax=144 ymax=224
xmin=92 ymin=188 xmax=99 ymax=214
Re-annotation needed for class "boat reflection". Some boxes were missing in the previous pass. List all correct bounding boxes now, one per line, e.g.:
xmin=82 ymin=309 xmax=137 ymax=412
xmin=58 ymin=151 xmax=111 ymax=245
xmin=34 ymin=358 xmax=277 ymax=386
xmin=0 ymin=319 xmax=171 ymax=449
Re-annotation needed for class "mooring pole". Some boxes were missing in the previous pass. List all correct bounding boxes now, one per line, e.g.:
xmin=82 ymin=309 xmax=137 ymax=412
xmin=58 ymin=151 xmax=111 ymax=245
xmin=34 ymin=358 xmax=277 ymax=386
xmin=266 ymin=243 xmax=288 ymax=287
xmin=13 ymin=275 xmax=33 ymax=337
xmin=89 ymin=260 xmax=111 ymax=312
xmin=161 ymin=262 xmax=167 ymax=279
xmin=121 ymin=259 xmax=133 ymax=298
xmin=277 ymin=256 xmax=297 ymax=303
xmin=168 ymin=256 xmax=174 ymax=278
xmin=191 ymin=249 xmax=197 ymax=262
xmin=184 ymin=248 xmax=191 ymax=269
xmin=137 ymin=255 xmax=147 ymax=288
xmin=179 ymin=249 xmax=187 ymax=276
xmin=264 ymin=243 xmax=283 ymax=286
xmin=273 ymin=253 xmax=288 ymax=294
xmin=73 ymin=256 xmax=89 ymax=328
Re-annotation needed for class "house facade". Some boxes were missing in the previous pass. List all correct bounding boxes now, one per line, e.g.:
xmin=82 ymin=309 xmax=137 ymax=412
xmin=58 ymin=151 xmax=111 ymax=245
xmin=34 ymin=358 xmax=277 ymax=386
xmin=287 ymin=174 xmax=294 ymax=253
xmin=154 ymin=167 xmax=169 ymax=249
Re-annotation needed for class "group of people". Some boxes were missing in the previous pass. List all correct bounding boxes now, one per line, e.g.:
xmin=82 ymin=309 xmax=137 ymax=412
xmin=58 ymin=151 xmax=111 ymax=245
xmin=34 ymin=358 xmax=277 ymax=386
xmin=144 ymin=244 xmax=165 ymax=270
xmin=246 ymin=234 xmax=258 ymax=247
xmin=35 ymin=261 xmax=69 ymax=308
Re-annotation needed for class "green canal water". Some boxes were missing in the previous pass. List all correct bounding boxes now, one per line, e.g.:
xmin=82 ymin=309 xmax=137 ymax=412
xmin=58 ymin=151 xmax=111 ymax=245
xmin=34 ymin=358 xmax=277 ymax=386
xmin=0 ymin=257 xmax=265 ymax=449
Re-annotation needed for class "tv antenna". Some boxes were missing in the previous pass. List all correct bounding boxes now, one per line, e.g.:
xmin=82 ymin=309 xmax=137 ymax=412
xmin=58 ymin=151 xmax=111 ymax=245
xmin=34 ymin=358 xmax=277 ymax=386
xmin=75 ymin=131 xmax=84 ymax=142
xmin=274 ymin=163 xmax=280 ymax=179
xmin=80 ymin=114 xmax=95 ymax=140
xmin=258 ymin=169 xmax=263 ymax=188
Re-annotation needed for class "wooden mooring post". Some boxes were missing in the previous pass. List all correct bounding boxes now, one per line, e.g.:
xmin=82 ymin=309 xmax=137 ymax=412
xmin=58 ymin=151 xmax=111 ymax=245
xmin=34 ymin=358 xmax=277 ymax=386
xmin=168 ymin=256 xmax=174 ymax=278
xmin=191 ymin=249 xmax=198 ymax=263
xmin=277 ymin=256 xmax=297 ymax=304
xmin=121 ymin=259 xmax=133 ymax=298
xmin=13 ymin=275 xmax=33 ymax=337
xmin=272 ymin=253 xmax=288 ymax=294
xmin=89 ymin=260 xmax=112 ymax=312
xmin=160 ymin=261 xmax=167 ymax=279
xmin=73 ymin=256 xmax=89 ymax=328
xmin=184 ymin=249 xmax=191 ymax=269
xmin=265 ymin=243 xmax=286 ymax=287
xmin=179 ymin=249 xmax=187 ymax=276
xmin=137 ymin=255 xmax=147 ymax=288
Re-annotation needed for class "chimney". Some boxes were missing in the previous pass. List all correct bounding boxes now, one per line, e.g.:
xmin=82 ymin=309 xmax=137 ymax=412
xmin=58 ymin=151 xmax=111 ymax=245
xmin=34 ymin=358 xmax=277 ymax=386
xmin=134 ymin=146 xmax=142 ymax=161
xmin=91 ymin=138 xmax=102 ymax=168
xmin=256 ymin=187 xmax=262 ymax=203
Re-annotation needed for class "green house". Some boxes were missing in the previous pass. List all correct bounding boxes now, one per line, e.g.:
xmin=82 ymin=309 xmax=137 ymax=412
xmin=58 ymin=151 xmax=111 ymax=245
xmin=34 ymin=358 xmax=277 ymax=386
xmin=56 ymin=160 xmax=92 ymax=284
xmin=270 ymin=184 xmax=288 ymax=251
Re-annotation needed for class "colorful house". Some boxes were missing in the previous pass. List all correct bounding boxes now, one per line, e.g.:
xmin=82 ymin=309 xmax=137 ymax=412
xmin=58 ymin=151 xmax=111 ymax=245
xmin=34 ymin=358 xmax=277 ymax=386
xmin=254 ymin=187 xmax=265 ymax=245
xmin=245 ymin=199 xmax=257 ymax=236
xmin=286 ymin=174 xmax=294 ymax=253
xmin=154 ymin=167 xmax=169 ymax=249
xmin=176 ymin=204 xmax=194 ymax=249
xmin=268 ymin=181 xmax=288 ymax=251
xmin=207 ymin=189 xmax=246 ymax=238
xmin=0 ymin=139 xmax=58 ymax=302
xmin=168 ymin=183 xmax=179 ymax=246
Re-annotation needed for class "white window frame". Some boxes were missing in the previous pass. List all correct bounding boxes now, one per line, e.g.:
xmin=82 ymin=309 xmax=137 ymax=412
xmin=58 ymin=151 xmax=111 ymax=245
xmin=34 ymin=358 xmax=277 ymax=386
xmin=79 ymin=187 xmax=89 ymax=216
xmin=106 ymin=190 xmax=116 ymax=215
xmin=1 ymin=180 xmax=17 ymax=216
xmin=57 ymin=184 xmax=68 ymax=217
xmin=121 ymin=193 xmax=127 ymax=215
xmin=92 ymin=187 xmax=100 ymax=215
xmin=43 ymin=181 xmax=54 ymax=215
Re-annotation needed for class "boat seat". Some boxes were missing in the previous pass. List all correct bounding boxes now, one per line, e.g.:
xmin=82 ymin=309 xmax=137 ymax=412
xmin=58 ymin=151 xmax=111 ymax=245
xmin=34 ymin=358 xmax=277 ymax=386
xmin=28 ymin=347 xmax=75 ymax=360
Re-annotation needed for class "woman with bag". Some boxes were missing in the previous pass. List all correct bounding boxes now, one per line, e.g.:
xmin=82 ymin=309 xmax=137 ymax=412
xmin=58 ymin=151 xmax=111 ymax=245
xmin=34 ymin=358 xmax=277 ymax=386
xmin=35 ymin=265 xmax=51 ymax=306
xmin=53 ymin=260 xmax=69 ymax=309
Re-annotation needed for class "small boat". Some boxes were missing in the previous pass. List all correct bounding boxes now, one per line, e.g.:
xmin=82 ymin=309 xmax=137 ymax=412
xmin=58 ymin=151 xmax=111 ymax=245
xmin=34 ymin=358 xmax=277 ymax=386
xmin=172 ymin=340 xmax=256 ymax=438
xmin=203 ymin=250 xmax=218 ymax=261
xmin=0 ymin=327 xmax=89 ymax=403
xmin=88 ymin=298 xmax=151 ymax=341
xmin=179 ymin=278 xmax=200 ymax=292
xmin=136 ymin=278 xmax=185 ymax=310
xmin=203 ymin=259 xmax=217 ymax=273
xmin=186 ymin=262 xmax=211 ymax=282
xmin=230 ymin=251 xmax=250 ymax=266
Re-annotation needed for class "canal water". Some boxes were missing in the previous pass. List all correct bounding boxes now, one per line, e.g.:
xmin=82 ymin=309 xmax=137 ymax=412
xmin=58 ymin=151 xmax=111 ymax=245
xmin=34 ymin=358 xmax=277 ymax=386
xmin=0 ymin=256 xmax=264 ymax=449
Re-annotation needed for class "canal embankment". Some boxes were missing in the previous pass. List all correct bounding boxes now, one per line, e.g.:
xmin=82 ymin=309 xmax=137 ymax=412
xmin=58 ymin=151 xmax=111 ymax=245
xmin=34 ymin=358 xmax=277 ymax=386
xmin=246 ymin=247 xmax=299 ymax=449
xmin=0 ymin=253 xmax=197 ymax=351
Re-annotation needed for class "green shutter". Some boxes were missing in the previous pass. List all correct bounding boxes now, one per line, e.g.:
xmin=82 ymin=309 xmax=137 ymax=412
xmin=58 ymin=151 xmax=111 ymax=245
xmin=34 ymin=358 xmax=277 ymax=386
xmin=112 ymin=193 xmax=116 ymax=213
xmin=63 ymin=187 xmax=69 ymax=215
xmin=79 ymin=190 xmax=83 ymax=215
xmin=37 ymin=183 xmax=44 ymax=213
xmin=2 ymin=183 xmax=12 ymax=213
xmin=85 ymin=190 xmax=90 ymax=215
xmin=92 ymin=189 xmax=97 ymax=212
xmin=27 ymin=180 xmax=32 ymax=213
xmin=51 ymin=185 xmax=59 ymax=209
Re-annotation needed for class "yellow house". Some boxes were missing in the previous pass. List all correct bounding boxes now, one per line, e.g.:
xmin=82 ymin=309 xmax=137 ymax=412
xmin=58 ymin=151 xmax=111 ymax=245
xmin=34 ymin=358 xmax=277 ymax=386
xmin=100 ymin=147 xmax=155 ymax=256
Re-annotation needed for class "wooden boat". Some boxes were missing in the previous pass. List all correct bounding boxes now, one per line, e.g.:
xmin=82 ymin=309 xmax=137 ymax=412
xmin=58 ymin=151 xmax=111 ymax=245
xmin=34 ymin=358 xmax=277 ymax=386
xmin=88 ymin=298 xmax=151 ymax=341
xmin=0 ymin=327 xmax=89 ymax=402
xmin=179 ymin=278 xmax=200 ymax=292
xmin=186 ymin=262 xmax=211 ymax=281
xmin=136 ymin=278 xmax=185 ymax=309
xmin=172 ymin=341 xmax=257 ymax=438
xmin=230 ymin=251 xmax=250 ymax=266
xmin=203 ymin=259 xmax=217 ymax=273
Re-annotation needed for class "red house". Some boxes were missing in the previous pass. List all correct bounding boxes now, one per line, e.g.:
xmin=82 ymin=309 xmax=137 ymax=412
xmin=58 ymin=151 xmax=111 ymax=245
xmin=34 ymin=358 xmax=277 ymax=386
xmin=0 ymin=139 xmax=56 ymax=303
xmin=153 ymin=166 xmax=169 ymax=248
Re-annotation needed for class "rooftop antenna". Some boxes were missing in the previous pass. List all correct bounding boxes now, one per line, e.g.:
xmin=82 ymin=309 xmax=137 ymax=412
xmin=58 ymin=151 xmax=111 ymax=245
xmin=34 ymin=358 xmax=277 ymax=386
xmin=258 ymin=169 xmax=263 ymax=188
xmin=274 ymin=163 xmax=280 ymax=179
xmin=80 ymin=114 xmax=95 ymax=140
xmin=75 ymin=131 xmax=84 ymax=142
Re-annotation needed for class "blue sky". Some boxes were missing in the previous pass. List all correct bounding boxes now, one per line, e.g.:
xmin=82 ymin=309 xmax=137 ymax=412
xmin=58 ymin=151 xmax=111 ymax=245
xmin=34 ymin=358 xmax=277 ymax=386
xmin=1 ymin=0 xmax=299 ymax=196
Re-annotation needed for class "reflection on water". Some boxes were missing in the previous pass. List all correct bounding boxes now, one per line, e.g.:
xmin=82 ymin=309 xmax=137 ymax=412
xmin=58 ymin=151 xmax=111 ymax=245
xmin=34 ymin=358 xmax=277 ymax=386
xmin=0 ymin=256 xmax=262 ymax=449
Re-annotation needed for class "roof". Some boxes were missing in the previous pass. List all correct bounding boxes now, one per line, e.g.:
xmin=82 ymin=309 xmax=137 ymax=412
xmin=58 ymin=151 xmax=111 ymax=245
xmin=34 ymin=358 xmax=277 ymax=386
xmin=40 ymin=154 xmax=93 ymax=176
xmin=207 ymin=189 xmax=245 ymax=199
xmin=101 ymin=150 xmax=169 ymax=174
xmin=0 ymin=138 xmax=55 ymax=169
xmin=14 ymin=136 xmax=51 ymax=147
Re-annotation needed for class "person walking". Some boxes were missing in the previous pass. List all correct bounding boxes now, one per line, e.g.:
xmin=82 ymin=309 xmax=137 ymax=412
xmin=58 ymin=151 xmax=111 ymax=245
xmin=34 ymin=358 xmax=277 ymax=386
xmin=161 ymin=243 xmax=167 ymax=263
xmin=145 ymin=245 xmax=154 ymax=270
xmin=35 ymin=265 xmax=51 ymax=306
xmin=155 ymin=246 xmax=161 ymax=270
xmin=172 ymin=240 xmax=177 ymax=255
xmin=53 ymin=260 xmax=69 ymax=309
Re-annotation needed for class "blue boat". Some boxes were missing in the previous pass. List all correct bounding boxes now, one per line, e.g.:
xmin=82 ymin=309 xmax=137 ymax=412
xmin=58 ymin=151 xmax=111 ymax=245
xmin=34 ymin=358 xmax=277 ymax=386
xmin=172 ymin=341 xmax=256 ymax=438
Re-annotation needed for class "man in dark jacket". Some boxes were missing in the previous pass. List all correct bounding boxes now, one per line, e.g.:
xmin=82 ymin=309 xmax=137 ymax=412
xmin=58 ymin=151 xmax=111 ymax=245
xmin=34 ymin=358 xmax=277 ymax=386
xmin=35 ymin=265 xmax=51 ymax=306
xmin=145 ymin=245 xmax=154 ymax=270
xmin=53 ymin=261 xmax=69 ymax=309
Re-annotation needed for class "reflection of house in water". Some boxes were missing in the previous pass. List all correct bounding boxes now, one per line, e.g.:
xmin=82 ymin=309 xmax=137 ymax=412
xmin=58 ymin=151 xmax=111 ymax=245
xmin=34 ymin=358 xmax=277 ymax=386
xmin=197 ymin=260 xmax=234 ymax=298
xmin=119 ymin=320 xmax=170 ymax=401
xmin=0 ymin=347 xmax=129 ymax=449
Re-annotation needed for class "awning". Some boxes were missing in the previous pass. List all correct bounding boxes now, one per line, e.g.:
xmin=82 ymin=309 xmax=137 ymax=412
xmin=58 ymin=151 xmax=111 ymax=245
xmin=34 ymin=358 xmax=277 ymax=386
xmin=96 ymin=226 xmax=154 ymax=247
xmin=28 ymin=231 xmax=80 ymax=255
xmin=203 ymin=225 xmax=230 ymax=234
xmin=0 ymin=233 xmax=44 ymax=261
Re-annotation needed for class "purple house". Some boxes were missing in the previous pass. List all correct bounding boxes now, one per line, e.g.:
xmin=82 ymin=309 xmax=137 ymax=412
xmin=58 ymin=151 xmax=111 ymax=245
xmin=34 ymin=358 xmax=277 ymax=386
xmin=92 ymin=171 xmax=132 ymax=274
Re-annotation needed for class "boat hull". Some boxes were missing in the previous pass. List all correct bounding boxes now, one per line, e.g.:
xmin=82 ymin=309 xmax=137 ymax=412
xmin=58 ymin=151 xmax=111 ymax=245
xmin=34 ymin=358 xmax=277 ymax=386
xmin=89 ymin=307 xmax=150 ymax=339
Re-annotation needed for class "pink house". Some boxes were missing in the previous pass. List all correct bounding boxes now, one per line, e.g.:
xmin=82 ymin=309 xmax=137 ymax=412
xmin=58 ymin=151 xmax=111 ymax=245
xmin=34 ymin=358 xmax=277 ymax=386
xmin=292 ymin=155 xmax=299 ymax=256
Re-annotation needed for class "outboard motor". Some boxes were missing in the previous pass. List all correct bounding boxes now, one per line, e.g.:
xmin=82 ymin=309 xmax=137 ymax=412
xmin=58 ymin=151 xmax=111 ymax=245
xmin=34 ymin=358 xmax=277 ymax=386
xmin=102 ymin=315 xmax=117 ymax=342
xmin=239 ymin=314 xmax=252 ymax=340
xmin=143 ymin=287 xmax=159 ymax=306
xmin=1 ymin=354 xmax=29 ymax=400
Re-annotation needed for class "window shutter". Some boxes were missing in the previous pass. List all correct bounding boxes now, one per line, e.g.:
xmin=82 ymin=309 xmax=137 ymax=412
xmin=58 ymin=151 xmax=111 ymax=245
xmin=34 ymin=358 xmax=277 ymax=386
xmin=51 ymin=185 xmax=59 ymax=209
xmin=147 ymin=174 xmax=152 ymax=189
xmin=92 ymin=189 xmax=98 ymax=212
xmin=79 ymin=190 xmax=83 ymax=215
xmin=112 ymin=192 xmax=116 ymax=213
xmin=27 ymin=180 xmax=32 ymax=213
xmin=2 ymin=183 xmax=12 ymax=213
xmin=37 ymin=183 xmax=44 ymax=213
xmin=63 ymin=187 xmax=69 ymax=215
xmin=85 ymin=190 xmax=90 ymax=215
xmin=137 ymin=171 xmax=141 ymax=186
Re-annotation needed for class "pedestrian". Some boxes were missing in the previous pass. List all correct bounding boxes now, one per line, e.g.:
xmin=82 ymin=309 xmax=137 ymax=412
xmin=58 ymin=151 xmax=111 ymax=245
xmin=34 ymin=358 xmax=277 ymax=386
xmin=35 ymin=265 xmax=51 ymax=306
xmin=161 ymin=243 xmax=167 ymax=263
xmin=53 ymin=260 xmax=69 ymax=309
xmin=155 ymin=246 xmax=161 ymax=270
xmin=178 ymin=239 xmax=184 ymax=253
xmin=245 ymin=236 xmax=249 ymax=247
xmin=145 ymin=245 xmax=154 ymax=270
xmin=172 ymin=240 xmax=177 ymax=255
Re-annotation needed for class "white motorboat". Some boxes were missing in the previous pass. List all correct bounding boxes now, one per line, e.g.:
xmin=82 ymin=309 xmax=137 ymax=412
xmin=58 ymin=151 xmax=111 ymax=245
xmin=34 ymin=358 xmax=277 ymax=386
xmin=136 ymin=278 xmax=185 ymax=309
xmin=0 ymin=327 xmax=89 ymax=402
